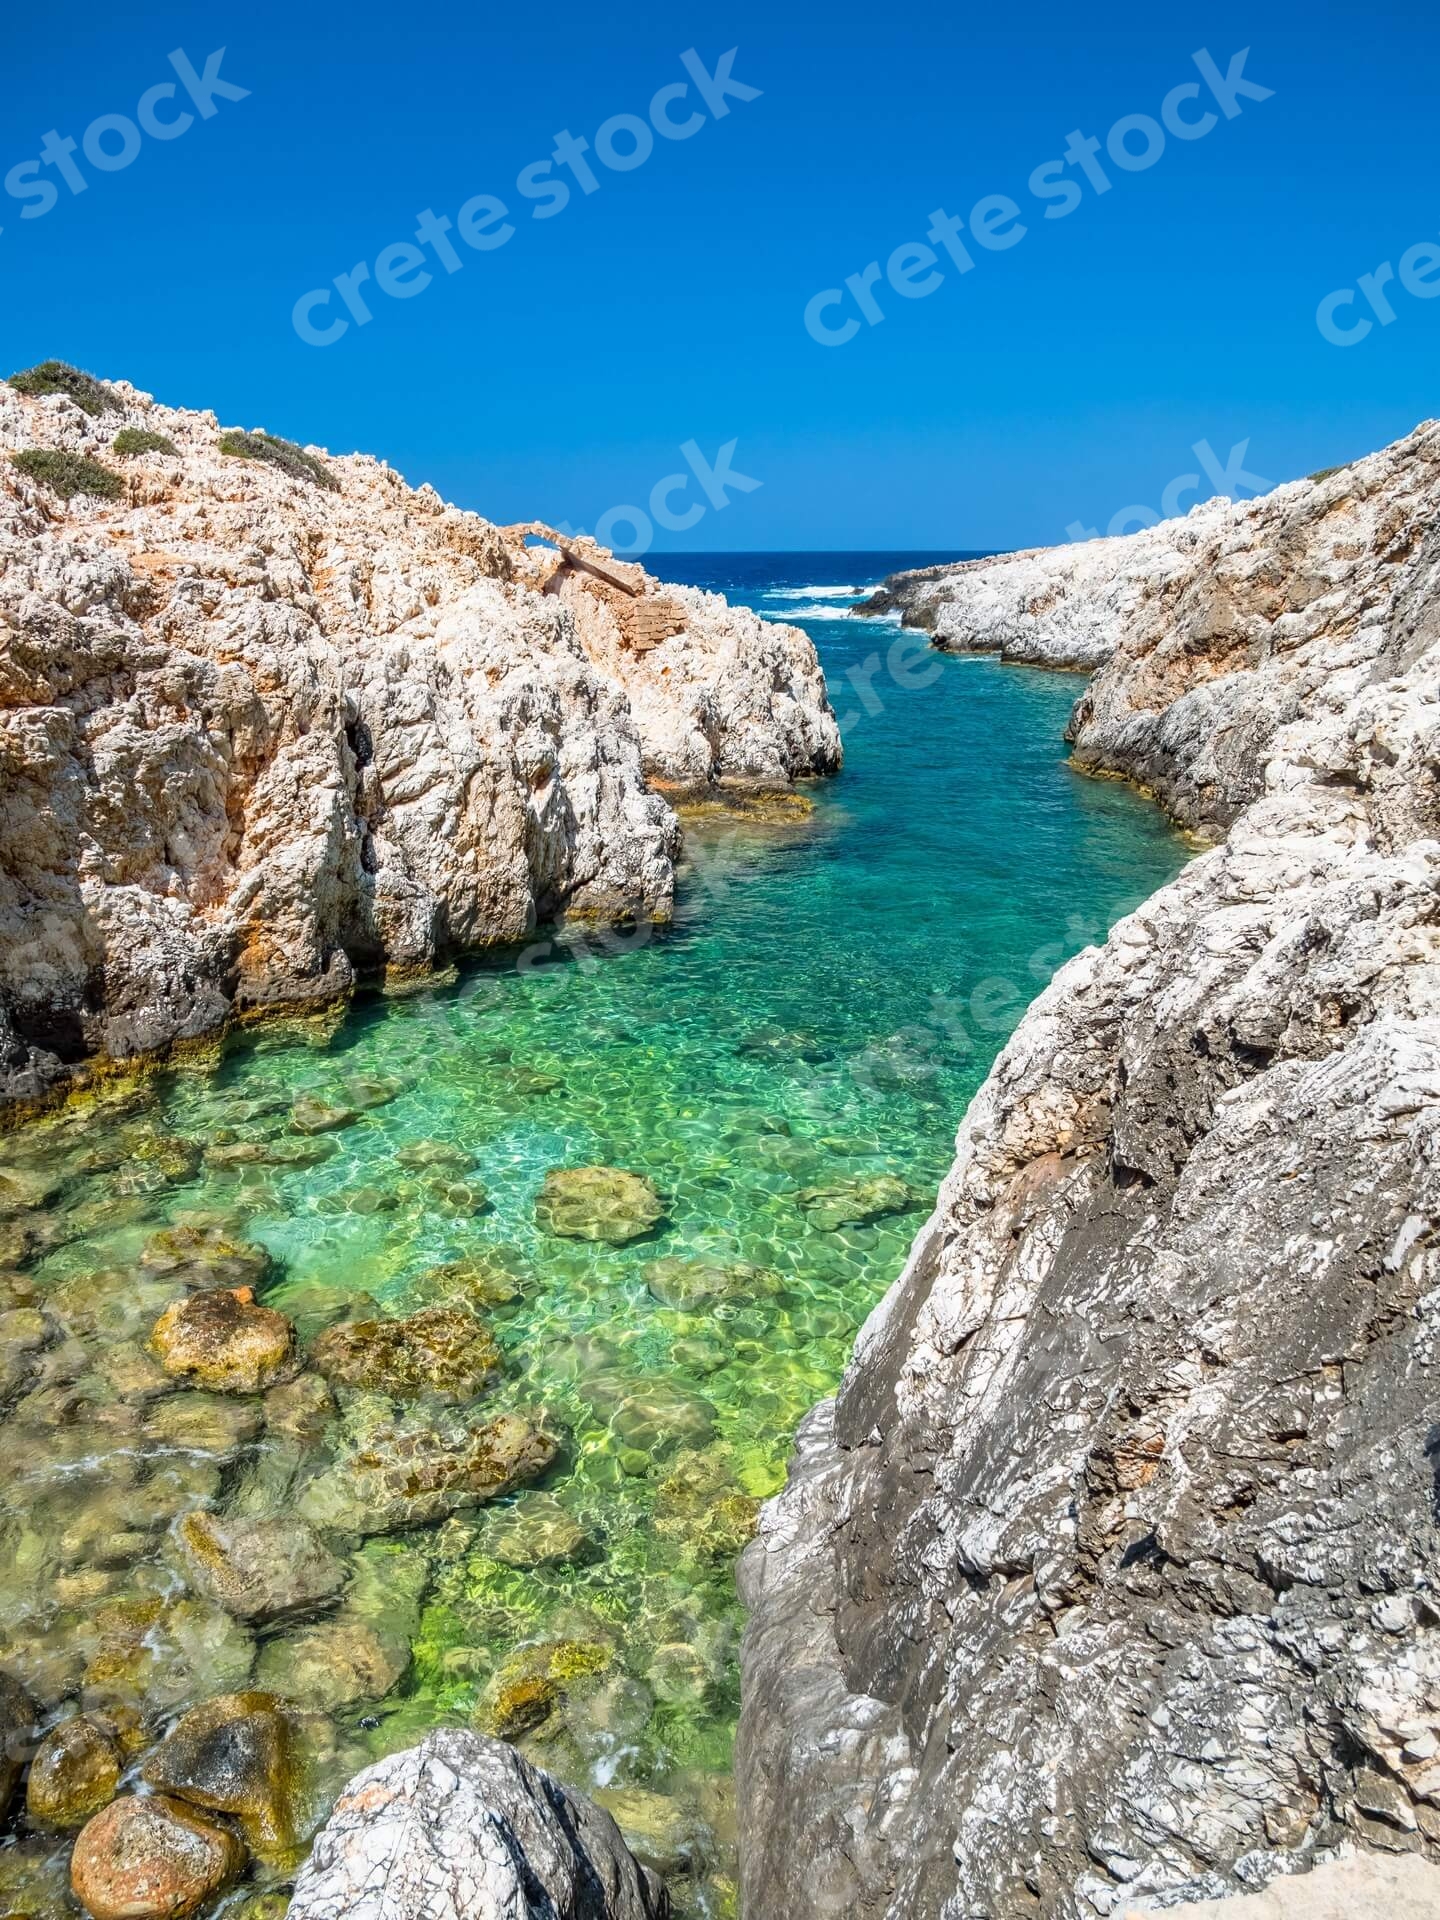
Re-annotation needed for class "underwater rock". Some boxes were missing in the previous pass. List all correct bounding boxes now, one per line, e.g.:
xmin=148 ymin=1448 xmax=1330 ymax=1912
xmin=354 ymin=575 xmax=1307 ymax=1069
xmin=176 ymin=1511 xmax=348 ymax=1624
xmin=141 ymin=1690 xmax=304 ymax=1857
xmin=588 ymin=1376 xmax=718 ymax=1459
xmin=0 ymin=1669 xmax=37 ymax=1818
xmin=26 ymin=1713 xmax=131 ymax=1830
xmin=341 ymin=1074 xmax=407 ymax=1110
xmin=536 ymin=1167 xmax=664 ymax=1244
xmin=593 ymin=1784 xmax=706 ymax=1881
xmin=479 ymin=1640 xmax=613 ymax=1740
xmin=256 ymin=1618 xmax=408 ymax=1714
xmin=0 ymin=1166 xmax=62 ymax=1216
xmin=255 ymin=1538 xmax=427 ymax=1711
xmin=479 ymin=1491 xmax=597 ymax=1570
xmin=70 ymin=1793 xmax=245 ymax=1920
xmin=290 ymin=1094 xmax=361 ymax=1135
xmin=642 ymin=1257 xmax=779 ymax=1311
xmin=142 ymin=1392 xmax=263 ymax=1463
xmin=654 ymin=1450 xmax=759 ymax=1563
xmin=296 ymin=1410 xmax=560 ymax=1535
xmin=416 ymin=1250 xmax=525 ymax=1310
xmin=81 ymin=1595 xmax=257 ymax=1717
xmin=263 ymin=1371 xmax=336 ymax=1441
xmin=311 ymin=1305 xmax=502 ymax=1402
xmin=288 ymin=1729 xmax=670 ymax=1920
xmin=791 ymin=1171 xmax=919 ymax=1230
xmin=393 ymin=1140 xmax=476 ymax=1173
xmin=151 ymin=1290 xmax=299 ymax=1395
xmin=140 ymin=1220 xmax=274 ymax=1291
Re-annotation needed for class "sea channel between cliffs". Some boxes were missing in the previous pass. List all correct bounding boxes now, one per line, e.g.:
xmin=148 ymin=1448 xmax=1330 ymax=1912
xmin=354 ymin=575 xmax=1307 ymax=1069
xmin=0 ymin=542 xmax=1186 ymax=1918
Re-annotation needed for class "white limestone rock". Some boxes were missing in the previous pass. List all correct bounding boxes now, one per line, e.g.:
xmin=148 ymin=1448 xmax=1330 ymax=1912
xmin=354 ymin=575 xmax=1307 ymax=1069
xmin=287 ymin=1730 xmax=670 ymax=1920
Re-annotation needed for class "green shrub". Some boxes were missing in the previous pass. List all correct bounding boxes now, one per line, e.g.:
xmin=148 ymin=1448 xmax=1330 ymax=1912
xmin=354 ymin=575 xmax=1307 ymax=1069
xmin=8 ymin=360 xmax=120 ymax=417
xmin=218 ymin=429 xmax=338 ymax=491
xmin=1309 ymin=465 xmax=1348 ymax=483
xmin=12 ymin=448 xmax=123 ymax=501
xmin=112 ymin=426 xmax=178 ymax=457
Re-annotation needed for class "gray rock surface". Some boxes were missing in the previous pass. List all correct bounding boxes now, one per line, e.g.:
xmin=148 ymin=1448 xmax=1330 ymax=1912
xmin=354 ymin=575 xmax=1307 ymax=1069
xmin=287 ymin=1729 xmax=670 ymax=1920
xmin=740 ymin=423 xmax=1440 ymax=1918
xmin=0 ymin=374 xmax=838 ymax=1109
xmin=1122 ymin=1850 xmax=1440 ymax=1917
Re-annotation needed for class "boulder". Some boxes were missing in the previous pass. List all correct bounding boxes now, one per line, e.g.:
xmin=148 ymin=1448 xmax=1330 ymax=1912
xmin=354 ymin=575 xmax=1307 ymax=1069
xmin=290 ymin=1094 xmax=360 ymax=1135
xmin=70 ymin=1793 xmax=244 ymax=1920
xmin=256 ymin=1619 xmax=408 ymax=1713
xmin=288 ymin=1730 xmax=670 ymax=1920
xmin=311 ymin=1305 xmax=502 ymax=1401
xmin=263 ymin=1371 xmax=336 ymax=1440
xmin=26 ymin=1713 xmax=126 ymax=1828
xmin=296 ymin=1410 xmax=559 ymax=1535
xmin=142 ymin=1690 xmax=302 ymax=1856
xmin=143 ymin=1392 xmax=263 ymax=1463
xmin=151 ymin=1290 xmax=299 ymax=1394
xmin=536 ymin=1167 xmax=664 ymax=1244
xmin=479 ymin=1640 xmax=612 ymax=1739
xmin=176 ymin=1510 xmax=348 ymax=1623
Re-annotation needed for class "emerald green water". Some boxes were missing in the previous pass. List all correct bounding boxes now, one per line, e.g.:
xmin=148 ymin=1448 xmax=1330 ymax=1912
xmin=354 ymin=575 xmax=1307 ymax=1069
xmin=0 ymin=558 xmax=1186 ymax=1918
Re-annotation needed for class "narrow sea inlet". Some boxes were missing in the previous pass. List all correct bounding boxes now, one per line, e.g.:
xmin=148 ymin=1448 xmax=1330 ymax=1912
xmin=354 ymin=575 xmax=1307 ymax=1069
xmin=0 ymin=556 xmax=1186 ymax=1919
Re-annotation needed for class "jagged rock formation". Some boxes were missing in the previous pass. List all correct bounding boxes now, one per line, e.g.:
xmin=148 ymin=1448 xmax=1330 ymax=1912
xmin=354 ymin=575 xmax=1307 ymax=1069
xmin=0 ymin=374 xmax=839 ymax=1108
xmin=739 ymin=424 xmax=1440 ymax=1917
xmin=288 ymin=1730 xmax=671 ymax=1920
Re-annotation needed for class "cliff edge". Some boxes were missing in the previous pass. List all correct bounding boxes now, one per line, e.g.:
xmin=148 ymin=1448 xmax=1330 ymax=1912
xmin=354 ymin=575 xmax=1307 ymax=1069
xmin=0 ymin=368 xmax=839 ymax=1108
xmin=739 ymin=424 xmax=1440 ymax=1917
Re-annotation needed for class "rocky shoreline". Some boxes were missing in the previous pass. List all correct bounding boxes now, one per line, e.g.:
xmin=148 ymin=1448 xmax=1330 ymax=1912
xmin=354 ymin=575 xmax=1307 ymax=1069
xmin=0 ymin=366 xmax=839 ymax=1113
xmin=739 ymin=424 xmax=1440 ymax=1914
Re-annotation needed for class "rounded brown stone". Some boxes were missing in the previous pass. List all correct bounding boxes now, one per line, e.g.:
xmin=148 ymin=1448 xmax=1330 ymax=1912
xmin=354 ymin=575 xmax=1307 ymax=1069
xmin=151 ymin=1290 xmax=298 ymax=1395
xmin=27 ymin=1713 xmax=124 ymax=1829
xmin=70 ymin=1793 xmax=245 ymax=1920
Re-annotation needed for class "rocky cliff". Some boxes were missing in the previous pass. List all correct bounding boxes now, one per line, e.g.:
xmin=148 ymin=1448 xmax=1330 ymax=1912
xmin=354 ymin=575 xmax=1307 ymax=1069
xmin=0 ymin=369 xmax=839 ymax=1110
xmin=739 ymin=424 xmax=1440 ymax=1916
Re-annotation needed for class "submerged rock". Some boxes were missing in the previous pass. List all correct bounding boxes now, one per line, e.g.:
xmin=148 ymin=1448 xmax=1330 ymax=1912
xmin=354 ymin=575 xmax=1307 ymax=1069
xmin=479 ymin=1491 xmax=597 ymax=1570
xmin=27 ymin=1713 xmax=128 ymax=1829
xmin=593 ymin=1784 xmax=706 ymax=1881
xmin=143 ymin=1391 xmax=263 ymax=1462
xmin=141 ymin=1691 xmax=304 ymax=1856
xmin=70 ymin=1793 xmax=244 ymax=1920
xmin=255 ymin=1539 xmax=428 ymax=1711
xmin=642 ymin=1256 xmax=779 ymax=1310
xmin=311 ymin=1305 xmax=502 ymax=1402
xmin=296 ymin=1410 xmax=560 ymax=1535
xmin=151 ymin=1290 xmax=299 ymax=1394
xmin=791 ymin=1171 xmax=919 ymax=1230
xmin=479 ymin=1640 xmax=613 ymax=1740
xmin=140 ymin=1221 xmax=274 ymax=1291
xmin=536 ymin=1166 xmax=665 ymax=1243
xmin=288 ymin=1729 xmax=670 ymax=1920
xmin=176 ymin=1510 xmax=348 ymax=1623
xmin=290 ymin=1093 xmax=360 ymax=1135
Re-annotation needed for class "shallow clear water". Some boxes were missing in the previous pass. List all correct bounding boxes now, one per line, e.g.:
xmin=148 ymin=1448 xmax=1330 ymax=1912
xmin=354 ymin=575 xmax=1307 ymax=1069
xmin=0 ymin=556 xmax=1186 ymax=1917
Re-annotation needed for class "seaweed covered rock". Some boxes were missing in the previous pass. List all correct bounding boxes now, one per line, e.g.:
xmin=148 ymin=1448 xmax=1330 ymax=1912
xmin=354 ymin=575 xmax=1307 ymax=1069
xmin=176 ymin=1511 xmax=348 ymax=1623
xmin=311 ymin=1305 xmax=502 ymax=1402
xmin=26 ymin=1713 xmax=128 ymax=1829
xmin=296 ymin=1410 xmax=560 ymax=1535
xmin=141 ymin=1691 xmax=305 ymax=1857
xmin=536 ymin=1167 xmax=664 ymax=1244
xmin=151 ymin=1290 xmax=299 ymax=1394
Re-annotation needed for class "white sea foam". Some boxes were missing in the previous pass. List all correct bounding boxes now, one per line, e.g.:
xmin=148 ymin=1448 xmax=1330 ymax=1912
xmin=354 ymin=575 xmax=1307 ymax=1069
xmin=763 ymin=585 xmax=862 ymax=600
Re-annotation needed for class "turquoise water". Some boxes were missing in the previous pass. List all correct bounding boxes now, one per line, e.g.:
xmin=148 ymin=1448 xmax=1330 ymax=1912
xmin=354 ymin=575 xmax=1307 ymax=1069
xmin=0 ymin=557 xmax=1186 ymax=1918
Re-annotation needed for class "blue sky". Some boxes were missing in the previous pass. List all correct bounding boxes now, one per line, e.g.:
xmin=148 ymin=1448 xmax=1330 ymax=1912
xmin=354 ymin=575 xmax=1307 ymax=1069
xmin=6 ymin=0 xmax=1438 ymax=550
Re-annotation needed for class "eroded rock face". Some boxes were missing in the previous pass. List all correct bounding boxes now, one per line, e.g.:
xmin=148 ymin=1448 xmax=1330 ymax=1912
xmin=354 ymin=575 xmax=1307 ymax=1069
xmin=740 ymin=423 xmax=1440 ymax=1917
xmin=288 ymin=1728 xmax=671 ymax=1920
xmin=0 ymin=375 xmax=838 ymax=1109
